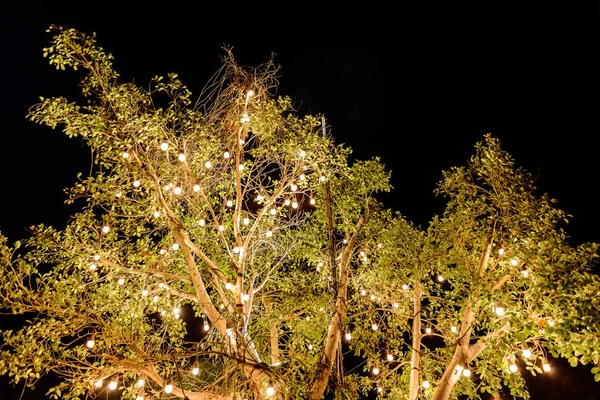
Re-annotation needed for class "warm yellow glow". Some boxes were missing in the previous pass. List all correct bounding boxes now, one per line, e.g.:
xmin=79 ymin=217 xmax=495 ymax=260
xmin=117 ymin=278 xmax=125 ymax=285
xmin=372 ymin=367 xmax=380 ymax=375
xmin=225 ymin=282 xmax=233 ymax=290
xmin=437 ymin=275 xmax=444 ymax=282
xmin=178 ymin=153 xmax=186 ymax=162
xmin=108 ymin=381 xmax=118 ymax=390
xmin=319 ymin=175 xmax=326 ymax=182
xmin=402 ymin=284 xmax=409 ymax=290
xmin=219 ymin=225 xmax=225 ymax=232
xmin=425 ymin=327 xmax=432 ymax=334
xmin=543 ymin=363 xmax=551 ymax=372
xmin=498 ymin=248 xmax=505 ymax=256
xmin=239 ymin=164 xmax=245 ymax=171
xmin=377 ymin=386 xmax=383 ymax=393
xmin=393 ymin=302 xmax=399 ymax=308
xmin=86 ymin=339 xmax=95 ymax=348
xmin=122 ymin=152 xmax=129 ymax=159
xmin=137 ymin=379 xmax=145 ymax=387
xmin=292 ymin=201 xmax=298 ymax=209
xmin=377 ymin=243 xmax=383 ymax=249
xmin=164 ymin=384 xmax=173 ymax=394
xmin=224 ymin=151 xmax=230 ymax=159
xmin=308 ymin=344 xmax=313 ymax=350
xmin=199 ymin=219 xmax=206 ymax=226
xmin=387 ymin=354 xmax=394 ymax=362
xmin=266 ymin=229 xmax=273 ymax=237
xmin=345 ymin=332 xmax=352 ymax=340
xmin=309 ymin=198 xmax=316 ymax=205
xmin=95 ymin=379 xmax=103 ymax=388
xmin=290 ymin=183 xmax=298 ymax=191
xmin=174 ymin=187 xmax=182 ymax=195
xmin=203 ymin=322 xmax=210 ymax=331
xmin=370 ymin=294 xmax=376 ymax=301
xmin=522 ymin=349 xmax=532 ymax=358
xmin=173 ymin=307 xmax=180 ymax=315
xmin=495 ymin=307 xmax=505 ymax=316
xmin=204 ymin=161 xmax=212 ymax=168
xmin=299 ymin=150 xmax=306 ymax=158
xmin=226 ymin=199 xmax=233 ymax=207
xmin=172 ymin=243 xmax=180 ymax=251
xmin=372 ymin=323 xmax=378 ymax=331
xmin=463 ymin=369 xmax=471 ymax=377
xmin=266 ymin=386 xmax=275 ymax=397
xmin=422 ymin=381 xmax=430 ymax=389
xmin=153 ymin=211 xmax=160 ymax=218
xmin=160 ymin=142 xmax=169 ymax=151
xmin=270 ymin=208 xmax=277 ymax=215
xmin=142 ymin=289 xmax=148 ymax=297
xmin=247 ymin=90 xmax=255 ymax=97
xmin=90 ymin=263 xmax=97 ymax=271
xmin=133 ymin=180 xmax=140 ymax=187
xmin=102 ymin=225 xmax=110 ymax=233
xmin=192 ymin=367 xmax=199 ymax=375
xmin=509 ymin=364 xmax=518 ymax=373
xmin=511 ymin=258 xmax=519 ymax=266
xmin=284 ymin=199 xmax=291 ymax=206
xmin=243 ymin=217 xmax=250 ymax=225
xmin=451 ymin=325 xmax=457 ymax=333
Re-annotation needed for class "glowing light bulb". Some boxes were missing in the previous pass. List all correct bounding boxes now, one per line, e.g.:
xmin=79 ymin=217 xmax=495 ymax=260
xmin=238 ymin=164 xmax=245 ymax=171
xmin=161 ymin=310 xmax=166 ymax=316
xmin=292 ymin=201 xmax=299 ymax=209
xmin=511 ymin=258 xmax=519 ymax=266
xmin=372 ymin=323 xmax=378 ymax=331
xmin=451 ymin=325 xmax=457 ymax=333
xmin=102 ymin=225 xmax=110 ymax=234
xmin=310 ymin=198 xmax=316 ymax=205
xmin=290 ymin=183 xmax=298 ymax=191
xmin=372 ymin=367 xmax=380 ymax=375
xmin=509 ymin=364 xmax=518 ymax=373
xmin=172 ymin=243 xmax=180 ymax=251
xmin=266 ymin=386 xmax=275 ymax=397
xmin=543 ymin=363 xmax=551 ymax=372
xmin=522 ymin=349 xmax=532 ymax=358
xmin=178 ymin=153 xmax=186 ymax=162
xmin=164 ymin=384 xmax=173 ymax=394
xmin=463 ymin=369 xmax=471 ymax=377
xmin=159 ymin=249 xmax=166 ymax=255
xmin=495 ymin=307 xmax=505 ymax=316
xmin=136 ymin=396 xmax=144 ymax=400
xmin=192 ymin=367 xmax=199 ymax=375
xmin=521 ymin=270 xmax=529 ymax=277
xmin=95 ymin=379 xmax=103 ymax=388
xmin=153 ymin=211 xmax=160 ymax=218
xmin=387 ymin=354 xmax=394 ymax=362
xmin=300 ymin=174 xmax=306 ymax=181
xmin=422 ymin=381 xmax=430 ymax=389
xmin=199 ymin=219 xmax=206 ymax=226
xmin=345 ymin=332 xmax=352 ymax=340
xmin=173 ymin=307 xmax=180 ymax=315
xmin=224 ymin=151 xmax=230 ymax=159
xmin=226 ymin=199 xmax=233 ymax=207
xmin=548 ymin=319 xmax=555 ymax=327
xmin=94 ymin=254 xmax=100 ymax=261
xmin=117 ymin=278 xmax=125 ymax=285
xmin=308 ymin=344 xmax=313 ymax=350
xmin=160 ymin=142 xmax=169 ymax=151
xmin=233 ymin=247 xmax=240 ymax=254
xmin=203 ymin=322 xmax=210 ymax=331
xmin=137 ymin=379 xmax=145 ymax=387
xmin=133 ymin=180 xmax=140 ymax=187
xmin=225 ymin=282 xmax=233 ymax=290
xmin=393 ymin=302 xmax=399 ymax=308
xmin=173 ymin=187 xmax=182 ymax=195
xmin=239 ymin=139 xmax=245 ymax=145
xmin=122 ymin=152 xmax=129 ymax=159
xmin=377 ymin=243 xmax=383 ymax=249
xmin=377 ymin=386 xmax=383 ymax=393
xmin=402 ymin=284 xmax=409 ymax=290
xmin=190 ymin=184 xmax=199 ymax=193
xmin=153 ymin=296 xmax=159 ymax=303
xmin=86 ymin=339 xmax=95 ymax=348
xmin=108 ymin=380 xmax=118 ymax=390
xmin=299 ymin=150 xmax=306 ymax=158
xmin=243 ymin=217 xmax=250 ymax=225
xmin=242 ymin=293 xmax=250 ymax=302
xmin=437 ymin=275 xmax=444 ymax=282
xmin=425 ymin=327 xmax=432 ymax=334
xmin=204 ymin=161 xmax=212 ymax=168
xmin=256 ymin=194 xmax=264 ymax=202
xmin=370 ymin=294 xmax=376 ymax=301
xmin=270 ymin=208 xmax=277 ymax=215
xmin=142 ymin=289 xmax=148 ymax=296
xmin=90 ymin=263 xmax=97 ymax=271
xmin=219 ymin=224 xmax=225 ymax=232
xmin=319 ymin=175 xmax=326 ymax=182
xmin=115 ymin=192 xmax=122 ymax=198
xmin=284 ymin=199 xmax=291 ymax=206
xmin=247 ymin=90 xmax=255 ymax=97
xmin=266 ymin=230 xmax=273 ymax=237
xmin=498 ymin=248 xmax=505 ymax=256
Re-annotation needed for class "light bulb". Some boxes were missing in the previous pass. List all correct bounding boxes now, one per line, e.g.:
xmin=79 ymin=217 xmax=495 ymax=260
xmin=522 ymin=349 xmax=532 ymax=358
xmin=153 ymin=296 xmax=159 ymax=303
xmin=164 ymin=384 xmax=173 ymax=394
xmin=173 ymin=307 xmax=180 ymax=314
xmin=102 ymin=225 xmax=110 ymax=233
xmin=199 ymin=219 xmax=206 ymax=226
xmin=137 ymin=379 xmax=145 ymax=387
xmin=463 ymin=369 xmax=471 ymax=377
xmin=308 ymin=344 xmax=313 ymax=350
xmin=117 ymin=278 xmax=125 ymax=285
xmin=510 ymin=258 xmax=519 ymax=266
xmin=243 ymin=217 xmax=250 ymax=225
xmin=290 ymin=183 xmax=298 ymax=191
xmin=305 ymin=316 xmax=310 ymax=321
xmin=90 ymin=263 xmax=97 ymax=271
xmin=266 ymin=386 xmax=275 ymax=397
xmin=159 ymin=249 xmax=166 ymax=255
xmin=160 ymin=142 xmax=169 ymax=151
xmin=310 ymin=198 xmax=316 ymax=205
xmin=233 ymin=247 xmax=240 ymax=254
xmin=225 ymin=282 xmax=233 ymax=290
xmin=238 ymin=164 xmax=245 ymax=171
xmin=393 ymin=302 xmax=399 ymax=308
xmin=266 ymin=230 xmax=273 ymax=237
xmin=498 ymin=248 xmax=505 ymax=256
xmin=377 ymin=243 xmax=383 ymax=249
xmin=94 ymin=254 xmax=100 ymax=261
xmin=122 ymin=152 xmax=129 ymax=159
xmin=372 ymin=323 xmax=378 ymax=331
xmin=402 ymin=284 xmax=409 ymax=290
xmin=291 ymin=201 xmax=298 ymax=209
xmin=95 ymin=379 xmax=103 ymax=388
xmin=193 ymin=184 xmax=200 ymax=192
xmin=160 ymin=310 xmax=166 ymax=316
xmin=361 ymin=289 xmax=367 ymax=296
xmin=242 ymin=293 xmax=250 ymax=302
xmin=247 ymin=90 xmax=255 ymax=97
xmin=133 ymin=180 xmax=140 ymax=187
xmin=377 ymin=386 xmax=383 ymax=393
xmin=319 ymin=175 xmax=326 ymax=182
xmin=86 ymin=339 xmax=95 ymax=348
xmin=425 ymin=327 xmax=432 ymax=334
xmin=299 ymin=150 xmax=306 ymax=158
xmin=172 ymin=243 xmax=180 ymax=251
xmin=543 ymin=363 xmax=551 ymax=372
xmin=173 ymin=187 xmax=182 ymax=195
xmin=387 ymin=354 xmax=394 ymax=361
xmin=370 ymin=295 xmax=376 ymax=301
xmin=509 ymin=364 xmax=518 ymax=373
xmin=226 ymin=199 xmax=233 ymax=207
xmin=178 ymin=153 xmax=186 ymax=162
xmin=284 ymin=199 xmax=291 ymax=206
xmin=256 ymin=194 xmax=264 ymax=202
xmin=153 ymin=211 xmax=160 ymax=218
xmin=115 ymin=192 xmax=122 ymax=198
xmin=204 ymin=161 xmax=212 ymax=168
xmin=372 ymin=367 xmax=380 ymax=375
xmin=270 ymin=208 xmax=277 ymax=215
xmin=224 ymin=151 xmax=230 ymax=159
xmin=136 ymin=396 xmax=144 ymax=400
xmin=437 ymin=275 xmax=444 ymax=282
xmin=108 ymin=380 xmax=118 ymax=390
xmin=142 ymin=289 xmax=148 ymax=296
xmin=345 ymin=332 xmax=352 ymax=340
xmin=299 ymin=174 xmax=306 ymax=181
xmin=521 ymin=270 xmax=529 ymax=277
xmin=451 ymin=325 xmax=457 ymax=333
xmin=219 ymin=224 xmax=225 ymax=232
xmin=422 ymin=381 xmax=430 ymax=389
xmin=203 ymin=322 xmax=209 ymax=331
xmin=495 ymin=307 xmax=505 ymax=316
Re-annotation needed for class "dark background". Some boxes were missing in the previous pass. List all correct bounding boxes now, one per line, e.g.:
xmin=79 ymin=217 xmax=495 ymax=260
xmin=0 ymin=4 xmax=598 ymax=399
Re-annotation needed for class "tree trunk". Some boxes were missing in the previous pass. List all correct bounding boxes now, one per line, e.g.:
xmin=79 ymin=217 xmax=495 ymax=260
xmin=408 ymin=281 xmax=422 ymax=400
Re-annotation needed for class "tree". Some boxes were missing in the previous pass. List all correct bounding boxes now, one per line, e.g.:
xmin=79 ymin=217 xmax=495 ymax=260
xmin=0 ymin=26 xmax=598 ymax=400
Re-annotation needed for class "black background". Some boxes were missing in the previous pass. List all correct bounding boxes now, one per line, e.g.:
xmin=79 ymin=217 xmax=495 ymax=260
xmin=0 ymin=3 xmax=598 ymax=399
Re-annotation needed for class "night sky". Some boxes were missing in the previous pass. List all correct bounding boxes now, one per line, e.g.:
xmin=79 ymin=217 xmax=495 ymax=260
xmin=1 ymin=4 xmax=599 ymax=400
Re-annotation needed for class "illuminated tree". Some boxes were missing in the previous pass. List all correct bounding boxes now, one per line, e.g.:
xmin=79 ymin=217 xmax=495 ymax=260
xmin=1 ymin=26 xmax=599 ymax=400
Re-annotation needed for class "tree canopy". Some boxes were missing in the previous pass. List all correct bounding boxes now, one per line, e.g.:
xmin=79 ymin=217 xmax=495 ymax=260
xmin=0 ymin=26 xmax=598 ymax=400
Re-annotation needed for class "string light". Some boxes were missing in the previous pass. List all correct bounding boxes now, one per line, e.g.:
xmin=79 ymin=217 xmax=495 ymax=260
xmin=199 ymin=219 xmax=206 ymax=226
xmin=370 ymin=295 xmax=376 ymax=301
xmin=290 ymin=183 xmax=298 ymax=191
xmin=284 ymin=199 xmax=291 ymax=206
xmin=243 ymin=217 xmax=250 ymax=225
xmin=372 ymin=323 xmax=378 ymax=331
xmin=137 ymin=379 xmax=145 ymax=387
xmin=142 ymin=289 xmax=148 ymax=296
xmin=173 ymin=307 xmax=180 ymax=315
xmin=543 ymin=362 xmax=551 ymax=372
xmin=233 ymin=247 xmax=240 ymax=254
xmin=266 ymin=229 xmax=273 ymax=237
xmin=247 ymin=90 xmax=255 ymax=97
xmin=224 ymin=151 xmax=230 ymax=159
xmin=437 ymin=275 xmax=444 ymax=282
xmin=241 ymin=113 xmax=250 ymax=124
xmin=136 ymin=396 xmax=144 ymax=400
xmin=308 ymin=344 xmax=313 ymax=350
xmin=86 ymin=337 xmax=95 ymax=348
xmin=160 ymin=142 xmax=169 ymax=151
xmin=95 ymin=379 xmax=103 ymax=388
xmin=256 ymin=194 xmax=264 ymax=202
xmin=463 ymin=369 xmax=471 ymax=377
xmin=266 ymin=384 xmax=275 ymax=397
xmin=495 ymin=307 xmax=505 ymax=316
xmin=498 ymin=248 xmax=505 ymax=256
xmin=116 ymin=192 xmax=122 ymax=198
xmin=425 ymin=327 xmax=432 ymax=334
xmin=522 ymin=349 xmax=532 ymax=358
xmin=238 ymin=164 xmax=245 ymax=171
xmin=133 ymin=180 xmax=141 ymax=187
xmin=451 ymin=325 xmax=457 ymax=333
xmin=377 ymin=243 xmax=383 ymax=249
xmin=510 ymin=258 xmax=519 ymax=266
xmin=422 ymin=381 xmax=430 ymax=389
xmin=153 ymin=211 xmax=160 ymax=218
xmin=509 ymin=364 xmax=518 ymax=373
xmin=94 ymin=255 xmax=100 ymax=261
xmin=203 ymin=321 xmax=210 ymax=331
xmin=178 ymin=154 xmax=186 ymax=162
xmin=319 ymin=175 xmax=326 ymax=182
xmin=122 ymin=152 xmax=129 ymax=159
xmin=204 ymin=161 xmax=212 ymax=168
xmin=299 ymin=150 xmax=306 ymax=158
xmin=102 ymin=225 xmax=110 ymax=234
xmin=90 ymin=263 xmax=97 ymax=271
xmin=345 ymin=332 xmax=352 ymax=341
xmin=174 ymin=187 xmax=182 ymax=195
xmin=393 ymin=302 xmax=399 ymax=308
xmin=192 ymin=366 xmax=199 ymax=375
xmin=108 ymin=380 xmax=118 ymax=390
xmin=117 ymin=278 xmax=125 ymax=285
xmin=219 ymin=224 xmax=225 ymax=232
xmin=153 ymin=296 xmax=159 ymax=303
xmin=225 ymin=282 xmax=233 ymax=290
xmin=159 ymin=249 xmax=166 ymax=255
xmin=300 ymin=174 xmax=306 ymax=181
xmin=377 ymin=386 xmax=383 ymax=393
xmin=226 ymin=199 xmax=233 ymax=207
xmin=164 ymin=384 xmax=173 ymax=394
xmin=270 ymin=208 xmax=277 ymax=215
xmin=387 ymin=354 xmax=394 ymax=362
xmin=372 ymin=366 xmax=380 ymax=375
xmin=242 ymin=293 xmax=250 ymax=302
xmin=402 ymin=284 xmax=409 ymax=290
xmin=310 ymin=198 xmax=316 ymax=205
xmin=521 ymin=270 xmax=529 ymax=277
xmin=193 ymin=184 xmax=200 ymax=192
xmin=172 ymin=243 xmax=180 ymax=251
